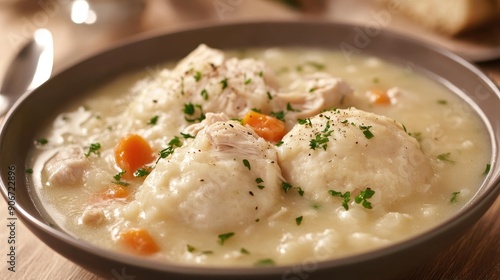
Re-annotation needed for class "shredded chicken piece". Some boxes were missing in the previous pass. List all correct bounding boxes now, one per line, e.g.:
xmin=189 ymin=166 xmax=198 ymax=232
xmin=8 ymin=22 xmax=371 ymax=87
xmin=45 ymin=147 xmax=89 ymax=187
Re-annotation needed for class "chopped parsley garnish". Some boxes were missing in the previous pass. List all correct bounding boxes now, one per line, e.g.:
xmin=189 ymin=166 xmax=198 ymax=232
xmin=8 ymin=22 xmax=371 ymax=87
xmin=266 ymin=91 xmax=273 ymax=100
xmin=298 ymin=118 xmax=312 ymax=127
xmin=180 ymin=132 xmax=195 ymax=139
xmin=255 ymin=258 xmax=275 ymax=266
xmin=35 ymin=138 xmax=48 ymax=145
xmin=187 ymin=244 xmax=196 ymax=253
xmin=286 ymin=102 xmax=301 ymax=112
xmin=354 ymin=188 xmax=375 ymax=209
xmin=147 ymin=115 xmax=159 ymax=125
xmin=256 ymin=177 xmax=265 ymax=189
xmin=183 ymin=103 xmax=205 ymax=123
xmin=220 ymin=78 xmax=228 ymax=90
xmin=306 ymin=61 xmax=325 ymax=70
xmin=113 ymin=171 xmax=126 ymax=181
xmin=194 ymin=71 xmax=202 ymax=82
xmin=295 ymin=216 xmax=303 ymax=225
xmin=168 ymin=136 xmax=183 ymax=147
xmin=25 ymin=168 xmax=33 ymax=174
xmin=84 ymin=143 xmax=101 ymax=157
xmin=328 ymin=190 xmax=351 ymax=210
xmin=201 ymin=250 xmax=214 ymax=255
xmin=251 ymin=108 xmax=262 ymax=113
xmin=359 ymin=125 xmax=374 ymax=139
xmin=112 ymin=181 xmax=130 ymax=187
xmin=437 ymin=153 xmax=455 ymax=163
xmin=243 ymin=159 xmax=251 ymax=170
xmin=258 ymin=71 xmax=263 ymax=77
xmin=373 ymin=77 xmax=380 ymax=83
xmin=296 ymin=187 xmax=305 ymax=196
xmin=275 ymin=140 xmax=284 ymax=147
xmin=437 ymin=99 xmax=448 ymax=105
xmin=218 ymin=232 xmax=235 ymax=245
xmin=201 ymin=89 xmax=209 ymax=100
xmin=483 ymin=163 xmax=491 ymax=175
xmin=112 ymin=171 xmax=130 ymax=186
xmin=240 ymin=248 xmax=250 ymax=254
xmin=450 ymin=191 xmax=461 ymax=204
xmin=244 ymin=77 xmax=252 ymax=85
xmin=310 ymin=133 xmax=329 ymax=151
xmin=134 ymin=168 xmax=150 ymax=177
xmin=282 ymin=181 xmax=293 ymax=193
xmin=270 ymin=111 xmax=285 ymax=122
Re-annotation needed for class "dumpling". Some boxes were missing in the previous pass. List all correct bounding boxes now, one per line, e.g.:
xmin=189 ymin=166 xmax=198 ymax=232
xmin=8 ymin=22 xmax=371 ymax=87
xmin=276 ymin=107 xmax=434 ymax=208
xmin=134 ymin=113 xmax=283 ymax=232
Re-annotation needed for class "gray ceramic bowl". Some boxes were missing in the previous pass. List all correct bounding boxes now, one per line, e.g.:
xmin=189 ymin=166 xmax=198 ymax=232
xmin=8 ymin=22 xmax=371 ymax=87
xmin=1 ymin=21 xmax=499 ymax=280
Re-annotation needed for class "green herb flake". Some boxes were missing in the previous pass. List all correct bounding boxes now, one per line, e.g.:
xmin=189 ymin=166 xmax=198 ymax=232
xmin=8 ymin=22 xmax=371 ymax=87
xmin=84 ymin=143 xmax=101 ymax=157
xmin=483 ymin=163 xmax=491 ymax=175
xmin=296 ymin=187 xmax=305 ymax=196
xmin=295 ymin=216 xmax=303 ymax=225
xmin=306 ymin=61 xmax=325 ymax=70
xmin=298 ymin=118 xmax=312 ymax=127
xmin=25 ymin=168 xmax=33 ymax=174
xmin=168 ymin=136 xmax=183 ymax=148
xmin=309 ymin=133 xmax=329 ymax=151
xmin=437 ymin=153 xmax=455 ymax=163
xmin=328 ymin=190 xmax=351 ymax=210
xmin=270 ymin=111 xmax=285 ymax=122
xmin=450 ymin=191 xmax=461 ymax=204
xmin=373 ymin=77 xmax=380 ymax=83
xmin=240 ymin=248 xmax=250 ymax=254
xmin=275 ymin=140 xmax=284 ymax=147
xmin=201 ymin=89 xmax=209 ymax=100
xmin=437 ymin=99 xmax=448 ymax=105
xmin=147 ymin=115 xmax=159 ymax=125
xmin=194 ymin=71 xmax=202 ymax=82
xmin=286 ymin=102 xmax=301 ymax=112
xmin=35 ymin=138 xmax=48 ymax=145
xmin=258 ymin=71 xmax=263 ymax=77
xmin=220 ymin=78 xmax=228 ymax=90
xmin=218 ymin=232 xmax=235 ymax=245
xmin=359 ymin=125 xmax=374 ymax=139
xmin=244 ymin=78 xmax=252 ymax=85
xmin=187 ymin=244 xmax=196 ymax=253
xmin=282 ymin=181 xmax=293 ymax=193
xmin=255 ymin=177 xmax=264 ymax=183
xmin=266 ymin=91 xmax=273 ymax=100
xmin=180 ymin=132 xmax=195 ymax=139
xmin=255 ymin=258 xmax=275 ymax=267
xmin=134 ymin=168 xmax=150 ymax=178
xmin=354 ymin=188 xmax=375 ymax=209
xmin=112 ymin=181 xmax=130 ymax=187
xmin=243 ymin=159 xmax=251 ymax=170
xmin=113 ymin=171 xmax=126 ymax=181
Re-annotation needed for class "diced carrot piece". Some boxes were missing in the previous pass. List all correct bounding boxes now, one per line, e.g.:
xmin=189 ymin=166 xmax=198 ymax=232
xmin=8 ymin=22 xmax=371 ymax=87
xmin=97 ymin=185 xmax=129 ymax=201
xmin=242 ymin=111 xmax=287 ymax=142
xmin=368 ymin=89 xmax=391 ymax=105
xmin=119 ymin=228 xmax=159 ymax=255
xmin=114 ymin=134 xmax=155 ymax=179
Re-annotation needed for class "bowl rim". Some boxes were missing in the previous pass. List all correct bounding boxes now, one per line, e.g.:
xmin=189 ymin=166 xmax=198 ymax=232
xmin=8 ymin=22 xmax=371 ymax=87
xmin=1 ymin=19 xmax=500 ymax=278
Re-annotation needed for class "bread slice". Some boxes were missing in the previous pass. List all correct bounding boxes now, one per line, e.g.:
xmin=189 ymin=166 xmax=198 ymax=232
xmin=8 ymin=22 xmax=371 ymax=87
xmin=379 ymin=0 xmax=500 ymax=36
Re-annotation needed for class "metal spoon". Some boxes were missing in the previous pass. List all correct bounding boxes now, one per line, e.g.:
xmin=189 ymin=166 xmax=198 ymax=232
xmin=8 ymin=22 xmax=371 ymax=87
xmin=0 ymin=29 xmax=54 ymax=117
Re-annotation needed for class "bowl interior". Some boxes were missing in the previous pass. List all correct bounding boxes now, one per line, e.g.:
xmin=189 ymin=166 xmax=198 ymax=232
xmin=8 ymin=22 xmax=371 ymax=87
xmin=1 ymin=21 xmax=499 ymax=280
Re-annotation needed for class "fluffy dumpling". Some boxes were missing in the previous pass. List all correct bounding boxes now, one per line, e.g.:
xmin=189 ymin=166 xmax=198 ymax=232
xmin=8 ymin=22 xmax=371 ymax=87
xmin=134 ymin=113 xmax=283 ymax=232
xmin=277 ymin=108 xmax=434 ymax=208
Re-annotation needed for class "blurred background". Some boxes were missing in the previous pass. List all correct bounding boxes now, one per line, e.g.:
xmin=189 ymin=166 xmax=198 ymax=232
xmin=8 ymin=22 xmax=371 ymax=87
xmin=1 ymin=0 xmax=500 ymax=77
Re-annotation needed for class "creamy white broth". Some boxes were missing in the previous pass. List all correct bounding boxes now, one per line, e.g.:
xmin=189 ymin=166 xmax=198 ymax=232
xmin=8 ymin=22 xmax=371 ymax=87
xmin=29 ymin=46 xmax=491 ymax=266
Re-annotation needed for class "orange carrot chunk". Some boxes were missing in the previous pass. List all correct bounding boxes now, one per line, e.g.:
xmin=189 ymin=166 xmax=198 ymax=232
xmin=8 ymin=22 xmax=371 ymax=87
xmin=368 ymin=89 xmax=391 ymax=105
xmin=97 ymin=185 xmax=129 ymax=201
xmin=119 ymin=228 xmax=159 ymax=255
xmin=242 ymin=111 xmax=287 ymax=142
xmin=114 ymin=134 xmax=155 ymax=179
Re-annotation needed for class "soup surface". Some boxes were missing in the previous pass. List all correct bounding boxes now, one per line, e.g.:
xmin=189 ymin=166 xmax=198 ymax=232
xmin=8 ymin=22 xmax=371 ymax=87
xmin=29 ymin=45 xmax=491 ymax=267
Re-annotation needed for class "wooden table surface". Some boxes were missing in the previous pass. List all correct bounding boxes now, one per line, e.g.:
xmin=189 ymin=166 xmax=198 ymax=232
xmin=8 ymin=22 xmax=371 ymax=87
xmin=0 ymin=1 xmax=499 ymax=279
